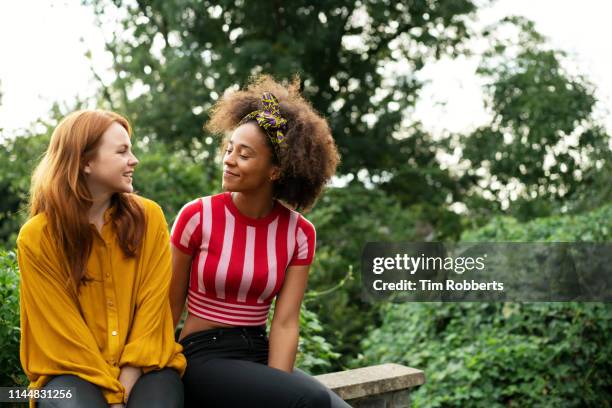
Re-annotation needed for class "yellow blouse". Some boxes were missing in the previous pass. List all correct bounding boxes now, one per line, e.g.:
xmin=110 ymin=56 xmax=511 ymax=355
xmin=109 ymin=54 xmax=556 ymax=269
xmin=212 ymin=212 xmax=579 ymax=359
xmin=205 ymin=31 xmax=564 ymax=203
xmin=17 ymin=196 xmax=186 ymax=404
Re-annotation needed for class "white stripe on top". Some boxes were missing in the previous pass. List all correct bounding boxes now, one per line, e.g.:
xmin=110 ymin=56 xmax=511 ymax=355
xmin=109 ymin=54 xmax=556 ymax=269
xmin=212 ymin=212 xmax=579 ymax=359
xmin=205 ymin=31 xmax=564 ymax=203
xmin=287 ymin=211 xmax=298 ymax=263
xmin=257 ymin=217 xmax=279 ymax=303
xmin=237 ymin=226 xmax=256 ymax=302
xmin=297 ymin=226 xmax=308 ymax=259
xmin=197 ymin=196 xmax=213 ymax=293
xmin=189 ymin=289 xmax=270 ymax=310
xmin=187 ymin=303 xmax=268 ymax=326
xmin=214 ymin=207 xmax=235 ymax=299
xmin=180 ymin=212 xmax=200 ymax=249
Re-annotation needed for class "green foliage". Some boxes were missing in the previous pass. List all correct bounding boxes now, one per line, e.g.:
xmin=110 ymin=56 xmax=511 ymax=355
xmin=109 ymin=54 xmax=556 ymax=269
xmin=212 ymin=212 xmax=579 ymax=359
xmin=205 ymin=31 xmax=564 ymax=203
xmin=0 ymin=250 xmax=26 ymax=387
xmin=296 ymin=305 xmax=341 ymax=374
xmin=85 ymin=0 xmax=481 ymax=174
xmin=461 ymin=202 xmax=612 ymax=242
xmin=306 ymin=181 xmax=419 ymax=368
xmin=379 ymin=126 xmax=470 ymax=240
xmin=358 ymin=302 xmax=611 ymax=408
xmin=355 ymin=205 xmax=612 ymax=407
xmin=84 ymin=0 xmax=482 ymax=240
xmin=0 ymin=102 xmax=80 ymax=248
xmin=77 ymin=1 xmax=610 ymax=246
xmin=463 ymin=17 xmax=612 ymax=220
xmin=0 ymin=133 xmax=50 ymax=248
xmin=131 ymin=140 xmax=221 ymax=222
xmin=0 ymin=3 xmax=608 ymax=394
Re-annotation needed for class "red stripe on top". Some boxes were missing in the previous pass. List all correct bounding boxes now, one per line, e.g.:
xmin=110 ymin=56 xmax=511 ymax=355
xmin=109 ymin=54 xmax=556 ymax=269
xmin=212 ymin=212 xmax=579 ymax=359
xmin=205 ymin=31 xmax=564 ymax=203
xmin=171 ymin=192 xmax=316 ymax=326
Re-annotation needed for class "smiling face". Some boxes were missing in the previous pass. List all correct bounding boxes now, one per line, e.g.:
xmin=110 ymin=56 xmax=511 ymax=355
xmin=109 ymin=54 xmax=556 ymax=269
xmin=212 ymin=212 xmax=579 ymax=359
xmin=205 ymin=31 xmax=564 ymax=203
xmin=83 ymin=122 xmax=139 ymax=197
xmin=222 ymin=122 xmax=280 ymax=193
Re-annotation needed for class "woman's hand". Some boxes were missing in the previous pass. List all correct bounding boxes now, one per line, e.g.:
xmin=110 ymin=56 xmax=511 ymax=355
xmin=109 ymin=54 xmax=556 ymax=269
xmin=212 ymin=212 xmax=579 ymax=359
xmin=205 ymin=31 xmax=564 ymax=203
xmin=118 ymin=365 xmax=143 ymax=403
xmin=110 ymin=404 xmax=125 ymax=408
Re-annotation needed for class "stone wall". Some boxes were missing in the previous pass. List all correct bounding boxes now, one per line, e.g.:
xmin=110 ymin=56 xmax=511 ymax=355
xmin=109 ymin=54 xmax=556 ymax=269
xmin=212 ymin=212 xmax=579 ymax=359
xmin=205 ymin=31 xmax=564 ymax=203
xmin=315 ymin=363 xmax=425 ymax=408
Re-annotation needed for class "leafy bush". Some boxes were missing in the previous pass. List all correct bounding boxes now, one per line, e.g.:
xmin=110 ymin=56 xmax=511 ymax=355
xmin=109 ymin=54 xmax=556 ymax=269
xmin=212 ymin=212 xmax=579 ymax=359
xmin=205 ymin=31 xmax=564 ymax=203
xmin=0 ymin=250 xmax=26 ymax=387
xmin=358 ymin=302 xmax=611 ymax=408
xmin=355 ymin=204 xmax=612 ymax=407
xmin=307 ymin=181 xmax=419 ymax=368
xmin=296 ymin=305 xmax=341 ymax=374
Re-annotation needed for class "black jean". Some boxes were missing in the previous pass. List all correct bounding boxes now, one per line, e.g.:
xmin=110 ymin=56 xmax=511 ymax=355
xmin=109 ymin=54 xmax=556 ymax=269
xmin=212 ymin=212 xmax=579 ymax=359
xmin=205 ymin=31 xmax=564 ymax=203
xmin=39 ymin=368 xmax=183 ymax=407
xmin=179 ymin=326 xmax=352 ymax=408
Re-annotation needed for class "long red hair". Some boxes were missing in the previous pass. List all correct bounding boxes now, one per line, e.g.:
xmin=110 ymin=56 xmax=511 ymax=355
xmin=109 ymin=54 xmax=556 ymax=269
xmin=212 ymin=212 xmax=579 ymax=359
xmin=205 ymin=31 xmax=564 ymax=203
xmin=29 ymin=110 xmax=145 ymax=287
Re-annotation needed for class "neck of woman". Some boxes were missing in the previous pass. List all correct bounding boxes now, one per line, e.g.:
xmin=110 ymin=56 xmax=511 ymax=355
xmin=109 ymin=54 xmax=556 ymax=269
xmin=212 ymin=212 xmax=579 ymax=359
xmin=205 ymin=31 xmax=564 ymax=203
xmin=88 ymin=192 xmax=113 ymax=231
xmin=231 ymin=190 xmax=275 ymax=219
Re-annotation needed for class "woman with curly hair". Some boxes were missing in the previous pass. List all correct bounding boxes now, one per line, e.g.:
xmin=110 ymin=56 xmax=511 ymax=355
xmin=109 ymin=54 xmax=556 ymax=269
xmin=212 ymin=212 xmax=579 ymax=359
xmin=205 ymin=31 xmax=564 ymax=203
xmin=18 ymin=110 xmax=185 ymax=407
xmin=170 ymin=76 xmax=351 ymax=407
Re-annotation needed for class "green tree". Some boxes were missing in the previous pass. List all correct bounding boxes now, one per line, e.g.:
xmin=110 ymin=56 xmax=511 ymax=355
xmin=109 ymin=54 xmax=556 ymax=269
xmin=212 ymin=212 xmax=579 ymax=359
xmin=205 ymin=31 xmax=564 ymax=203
xmin=74 ymin=1 xmax=495 ymax=364
xmin=0 ymin=132 xmax=50 ymax=248
xmin=0 ymin=102 xmax=84 ymax=247
xmin=85 ymin=0 xmax=481 ymax=173
xmin=461 ymin=17 xmax=611 ymax=221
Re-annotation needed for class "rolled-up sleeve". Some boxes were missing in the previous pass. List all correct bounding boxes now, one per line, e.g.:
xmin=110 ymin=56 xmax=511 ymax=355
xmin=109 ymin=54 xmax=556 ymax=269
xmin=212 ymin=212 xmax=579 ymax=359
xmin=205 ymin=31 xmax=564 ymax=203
xmin=118 ymin=204 xmax=186 ymax=375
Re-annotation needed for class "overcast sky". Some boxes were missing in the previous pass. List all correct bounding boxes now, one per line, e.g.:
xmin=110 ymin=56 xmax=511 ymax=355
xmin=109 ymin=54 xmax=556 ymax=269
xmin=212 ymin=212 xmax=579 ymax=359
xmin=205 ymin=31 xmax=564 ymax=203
xmin=1 ymin=0 xmax=611 ymax=137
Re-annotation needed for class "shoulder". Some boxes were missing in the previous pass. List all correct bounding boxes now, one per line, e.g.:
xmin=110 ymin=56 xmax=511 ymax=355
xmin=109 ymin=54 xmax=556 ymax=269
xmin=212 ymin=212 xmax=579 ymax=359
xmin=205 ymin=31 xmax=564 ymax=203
xmin=286 ymin=207 xmax=316 ymax=237
xmin=178 ymin=192 xmax=226 ymax=216
xmin=17 ymin=213 xmax=49 ymax=248
xmin=170 ymin=196 xmax=211 ymax=236
xmin=134 ymin=194 xmax=161 ymax=212
xmin=132 ymin=195 xmax=167 ymax=224
xmin=16 ymin=214 xmax=62 ymax=262
xmin=297 ymin=213 xmax=315 ymax=230
xmin=176 ymin=196 xmax=206 ymax=219
xmin=209 ymin=192 xmax=227 ymax=205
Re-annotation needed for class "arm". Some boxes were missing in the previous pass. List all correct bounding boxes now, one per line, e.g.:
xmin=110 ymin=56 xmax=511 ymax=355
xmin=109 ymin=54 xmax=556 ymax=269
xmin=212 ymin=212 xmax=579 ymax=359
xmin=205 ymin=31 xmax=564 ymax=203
xmin=118 ymin=205 xmax=186 ymax=380
xmin=17 ymin=236 xmax=125 ymax=404
xmin=170 ymin=245 xmax=192 ymax=328
xmin=168 ymin=198 xmax=201 ymax=327
xmin=268 ymin=264 xmax=310 ymax=372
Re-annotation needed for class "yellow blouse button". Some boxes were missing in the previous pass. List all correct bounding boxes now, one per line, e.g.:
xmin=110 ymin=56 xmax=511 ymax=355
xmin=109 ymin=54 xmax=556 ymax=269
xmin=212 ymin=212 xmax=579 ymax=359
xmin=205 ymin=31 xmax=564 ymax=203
xmin=111 ymin=330 xmax=118 ymax=336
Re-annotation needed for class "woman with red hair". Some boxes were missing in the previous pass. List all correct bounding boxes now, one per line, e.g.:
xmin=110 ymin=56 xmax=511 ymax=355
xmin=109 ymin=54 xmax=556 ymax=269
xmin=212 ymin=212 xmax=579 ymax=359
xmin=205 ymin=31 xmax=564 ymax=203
xmin=17 ymin=110 xmax=185 ymax=407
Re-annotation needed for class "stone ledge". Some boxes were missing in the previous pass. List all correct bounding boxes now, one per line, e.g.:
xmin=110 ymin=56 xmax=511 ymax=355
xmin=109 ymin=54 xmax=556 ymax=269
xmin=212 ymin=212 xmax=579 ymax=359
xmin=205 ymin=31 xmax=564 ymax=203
xmin=315 ymin=363 xmax=425 ymax=401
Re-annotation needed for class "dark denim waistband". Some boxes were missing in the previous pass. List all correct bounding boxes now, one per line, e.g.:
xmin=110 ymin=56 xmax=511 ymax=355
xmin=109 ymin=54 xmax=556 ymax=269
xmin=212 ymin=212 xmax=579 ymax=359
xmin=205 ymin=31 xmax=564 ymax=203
xmin=179 ymin=325 xmax=267 ymax=346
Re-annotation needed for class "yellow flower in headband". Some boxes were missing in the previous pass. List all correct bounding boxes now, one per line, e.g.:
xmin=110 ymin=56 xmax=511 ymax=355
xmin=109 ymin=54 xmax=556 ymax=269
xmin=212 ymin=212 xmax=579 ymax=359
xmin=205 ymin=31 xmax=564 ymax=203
xmin=239 ymin=92 xmax=288 ymax=145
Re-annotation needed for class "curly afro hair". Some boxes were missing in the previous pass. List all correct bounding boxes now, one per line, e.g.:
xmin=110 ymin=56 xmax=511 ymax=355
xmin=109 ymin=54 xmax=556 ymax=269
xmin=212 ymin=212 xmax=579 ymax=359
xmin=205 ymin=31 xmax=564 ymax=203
xmin=207 ymin=75 xmax=339 ymax=211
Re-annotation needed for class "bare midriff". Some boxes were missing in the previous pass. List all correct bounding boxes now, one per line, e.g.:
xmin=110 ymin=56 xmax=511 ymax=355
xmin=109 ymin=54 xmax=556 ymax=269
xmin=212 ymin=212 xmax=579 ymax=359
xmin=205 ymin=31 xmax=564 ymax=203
xmin=178 ymin=313 xmax=235 ymax=341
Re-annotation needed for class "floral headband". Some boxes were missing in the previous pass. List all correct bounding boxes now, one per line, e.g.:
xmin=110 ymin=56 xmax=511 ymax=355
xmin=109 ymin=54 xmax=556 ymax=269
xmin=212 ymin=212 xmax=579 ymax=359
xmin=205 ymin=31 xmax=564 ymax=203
xmin=238 ymin=92 xmax=288 ymax=145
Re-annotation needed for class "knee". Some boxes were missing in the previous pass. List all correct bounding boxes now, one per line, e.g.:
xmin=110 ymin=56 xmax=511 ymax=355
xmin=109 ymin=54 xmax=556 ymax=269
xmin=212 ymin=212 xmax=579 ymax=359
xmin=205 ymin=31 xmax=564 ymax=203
xmin=40 ymin=375 xmax=106 ymax=408
xmin=295 ymin=386 xmax=331 ymax=408
xmin=129 ymin=368 xmax=183 ymax=408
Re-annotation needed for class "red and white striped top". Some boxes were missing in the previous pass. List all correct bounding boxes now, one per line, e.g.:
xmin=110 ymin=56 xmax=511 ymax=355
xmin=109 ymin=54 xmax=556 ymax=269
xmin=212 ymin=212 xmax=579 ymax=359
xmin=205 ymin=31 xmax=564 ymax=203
xmin=170 ymin=192 xmax=316 ymax=326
